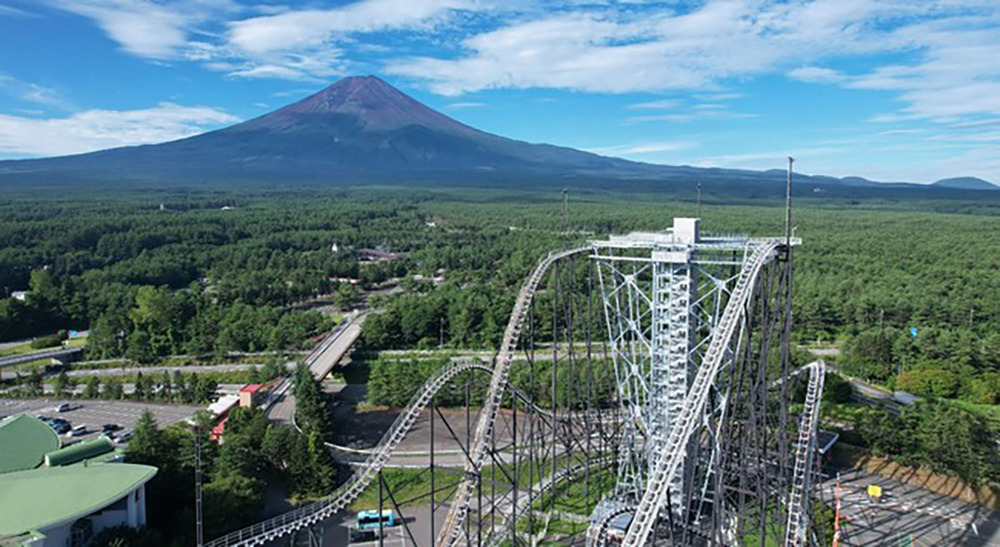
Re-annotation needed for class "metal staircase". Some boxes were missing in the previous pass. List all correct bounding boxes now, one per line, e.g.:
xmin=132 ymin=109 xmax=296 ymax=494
xmin=784 ymin=361 xmax=826 ymax=547
xmin=620 ymin=240 xmax=780 ymax=547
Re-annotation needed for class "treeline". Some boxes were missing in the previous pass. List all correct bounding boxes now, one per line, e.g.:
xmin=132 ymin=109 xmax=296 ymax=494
xmin=367 ymin=357 xmax=617 ymax=409
xmin=854 ymin=402 xmax=1000 ymax=485
xmin=843 ymin=326 xmax=1000 ymax=403
xmin=123 ymin=405 xmax=337 ymax=543
xmin=9 ymin=368 xmax=221 ymax=404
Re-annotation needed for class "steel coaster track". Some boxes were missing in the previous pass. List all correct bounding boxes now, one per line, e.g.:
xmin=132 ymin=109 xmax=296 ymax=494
xmin=205 ymin=358 xmax=485 ymax=546
xmin=438 ymin=246 xmax=591 ymax=546
xmin=783 ymin=362 xmax=826 ymax=547
xmin=205 ymin=247 xmax=588 ymax=547
xmin=619 ymin=240 xmax=781 ymax=547
xmin=486 ymin=454 xmax=616 ymax=546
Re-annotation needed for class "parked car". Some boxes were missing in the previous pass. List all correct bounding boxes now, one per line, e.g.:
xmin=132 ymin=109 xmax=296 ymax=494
xmin=54 ymin=402 xmax=71 ymax=412
xmin=35 ymin=414 xmax=51 ymax=422
xmin=114 ymin=431 xmax=132 ymax=444
xmin=101 ymin=423 xmax=121 ymax=433
xmin=69 ymin=424 xmax=87 ymax=437
xmin=48 ymin=420 xmax=70 ymax=434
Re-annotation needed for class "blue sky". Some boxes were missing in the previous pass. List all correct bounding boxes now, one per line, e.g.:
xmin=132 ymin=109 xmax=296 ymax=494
xmin=1 ymin=0 xmax=1000 ymax=183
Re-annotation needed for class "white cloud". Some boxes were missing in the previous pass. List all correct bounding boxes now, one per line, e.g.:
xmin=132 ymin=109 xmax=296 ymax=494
xmin=387 ymin=0 xmax=923 ymax=95
xmin=41 ymin=0 xmax=238 ymax=59
xmin=0 ymin=103 xmax=238 ymax=157
xmin=226 ymin=0 xmax=474 ymax=55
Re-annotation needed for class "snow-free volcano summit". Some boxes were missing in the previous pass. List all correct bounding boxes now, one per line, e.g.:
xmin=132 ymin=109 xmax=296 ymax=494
xmin=0 ymin=75 xmax=995 ymax=190
xmin=0 ymin=76 xmax=663 ymax=184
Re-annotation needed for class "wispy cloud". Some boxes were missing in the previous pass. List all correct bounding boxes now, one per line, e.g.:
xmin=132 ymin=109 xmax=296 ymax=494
xmin=627 ymin=110 xmax=758 ymax=123
xmin=787 ymin=66 xmax=845 ymax=84
xmin=0 ymin=4 xmax=36 ymax=17
xmin=0 ymin=103 xmax=238 ymax=157
xmin=444 ymin=101 xmax=485 ymax=109
xmin=585 ymin=140 xmax=695 ymax=156
xmin=0 ymin=75 xmax=72 ymax=110
xmin=628 ymin=99 xmax=682 ymax=110
xmin=878 ymin=128 xmax=926 ymax=135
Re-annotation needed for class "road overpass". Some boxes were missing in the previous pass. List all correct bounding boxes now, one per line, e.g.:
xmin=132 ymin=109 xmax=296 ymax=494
xmin=265 ymin=313 xmax=366 ymax=423
xmin=0 ymin=347 xmax=84 ymax=369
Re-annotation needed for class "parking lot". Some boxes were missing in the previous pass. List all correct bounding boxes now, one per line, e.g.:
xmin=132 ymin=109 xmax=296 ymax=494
xmin=0 ymin=397 xmax=201 ymax=443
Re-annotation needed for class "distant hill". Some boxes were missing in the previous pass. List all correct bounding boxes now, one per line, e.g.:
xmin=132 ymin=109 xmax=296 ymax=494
xmin=932 ymin=177 xmax=998 ymax=190
xmin=0 ymin=75 xmax=993 ymax=194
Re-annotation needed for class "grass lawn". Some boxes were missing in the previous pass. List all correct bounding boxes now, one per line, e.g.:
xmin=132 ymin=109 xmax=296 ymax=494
xmin=350 ymin=467 xmax=462 ymax=510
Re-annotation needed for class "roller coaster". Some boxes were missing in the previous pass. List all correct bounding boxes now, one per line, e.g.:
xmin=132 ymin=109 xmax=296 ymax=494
xmin=207 ymin=217 xmax=829 ymax=546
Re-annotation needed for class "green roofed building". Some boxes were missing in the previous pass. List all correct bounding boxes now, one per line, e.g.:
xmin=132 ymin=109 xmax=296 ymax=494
xmin=0 ymin=414 xmax=156 ymax=546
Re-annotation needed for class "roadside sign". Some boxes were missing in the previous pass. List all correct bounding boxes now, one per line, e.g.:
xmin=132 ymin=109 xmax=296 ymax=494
xmin=867 ymin=485 xmax=882 ymax=498
xmin=910 ymin=328 xmax=918 ymax=338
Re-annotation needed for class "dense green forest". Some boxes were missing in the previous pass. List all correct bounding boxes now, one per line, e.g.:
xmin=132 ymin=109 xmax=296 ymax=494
xmin=2 ymin=184 xmax=999 ymax=484
xmin=3 ymin=185 xmax=999 ymax=391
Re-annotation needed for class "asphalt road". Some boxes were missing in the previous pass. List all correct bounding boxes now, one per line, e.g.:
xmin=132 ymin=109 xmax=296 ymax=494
xmin=818 ymin=468 xmax=1000 ymax=546
xmin=318 ymin=505 xmax=444 ymax=546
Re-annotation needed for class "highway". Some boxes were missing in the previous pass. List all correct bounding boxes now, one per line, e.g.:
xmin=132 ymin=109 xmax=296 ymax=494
xmin=266 ymin=312 xmax=366 ymax=424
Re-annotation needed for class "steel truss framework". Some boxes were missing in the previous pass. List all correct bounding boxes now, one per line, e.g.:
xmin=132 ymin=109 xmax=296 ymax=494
xmin=206 ymin=220 xmax=829 ymax=547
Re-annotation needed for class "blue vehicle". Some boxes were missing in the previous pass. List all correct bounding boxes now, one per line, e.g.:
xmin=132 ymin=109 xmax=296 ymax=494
xmin=48 ymin=420 xmax=70 ymax=434
xmin=355 ymin=510 xmax=394 ymax=531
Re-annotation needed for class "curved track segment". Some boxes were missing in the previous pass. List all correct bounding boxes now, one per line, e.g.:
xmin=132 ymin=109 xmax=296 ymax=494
xmin=620 ymin=241 xmax=781 ymax=547
xmin=204 ymin=359 xmax=481 ymax=547
xmin=438 ymin=246 xmax=590 ymax=546
xmin=783 ymin=361 xmax=826 ymax=547
xmin=205 ymin=247 xmax=587 ymax=547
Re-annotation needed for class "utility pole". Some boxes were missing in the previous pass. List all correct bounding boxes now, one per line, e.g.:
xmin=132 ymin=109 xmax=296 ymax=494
xmin=786 ymin=157 xmax=794 ymax=250
xmin=195 ymin=423 xmax=204 ymax=547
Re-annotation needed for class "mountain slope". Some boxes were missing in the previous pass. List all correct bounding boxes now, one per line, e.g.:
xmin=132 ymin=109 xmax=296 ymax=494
xmin=0 ymin=75 xmax=994 ymax=192
xmin=932 ymin=177 xmax=998 ymax=190
xmin=0 ymin=76 xmax=665 ymax=183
